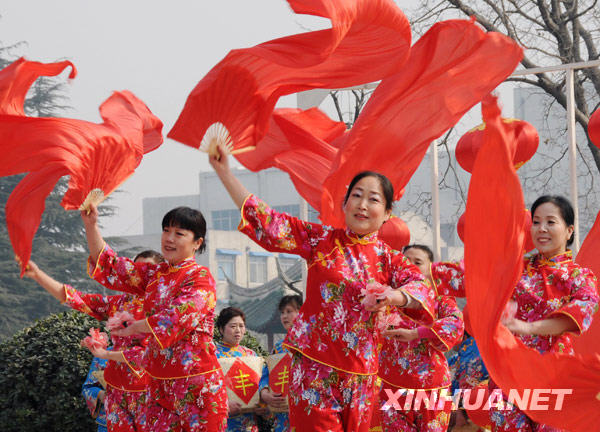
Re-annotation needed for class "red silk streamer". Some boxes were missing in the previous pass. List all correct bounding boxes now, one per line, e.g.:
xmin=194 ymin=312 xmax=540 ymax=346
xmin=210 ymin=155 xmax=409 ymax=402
xmin=0 ymin=58 xmax=163 ymax=274
xmin=168 ymin=0 xmax=412 ymax=153
xmin=319 ymin=19 xmax=523 ymax=226
xmin=573 ymin=217 xmax=600 ymax=358
xmin=232 ymin=19 xmax=521 ymax=229
xmin=236 ymin=107 xmax=345 ymax=212
xmin=465 ymin=94 xmax=600 ymax=431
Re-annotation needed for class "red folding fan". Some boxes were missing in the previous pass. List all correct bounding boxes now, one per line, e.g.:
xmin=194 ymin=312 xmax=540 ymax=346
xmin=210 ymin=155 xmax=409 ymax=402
xmin=0 ymin=58 xmax=163 ymax=273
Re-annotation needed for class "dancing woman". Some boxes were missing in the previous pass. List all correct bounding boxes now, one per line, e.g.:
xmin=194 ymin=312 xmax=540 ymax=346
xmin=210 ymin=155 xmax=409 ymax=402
xmin=81 ymin=204 xmax=228 ymax=432
xmin=491 ymin=196 xmax=599 ymax=432
xmin=210 ymin=145 xmax=435 ymax=431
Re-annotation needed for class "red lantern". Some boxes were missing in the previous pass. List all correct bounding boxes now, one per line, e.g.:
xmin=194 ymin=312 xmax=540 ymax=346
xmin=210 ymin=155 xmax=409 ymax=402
xmin=457 ymin=212 xmax=466 ymax=243
xmin=456 ymin=118 xmax=539 ymax=173
xmin=379 ymin=215 xmax=410 ymax=250
xmin=589 ymin=109 xmax=600 ymax=148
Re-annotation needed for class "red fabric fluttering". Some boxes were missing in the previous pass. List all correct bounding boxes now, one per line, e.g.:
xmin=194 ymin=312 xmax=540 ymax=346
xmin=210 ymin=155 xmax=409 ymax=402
xmin=319 ymin=19 xmax=523 ymax=227
xmin=0 ymin=58 xmax=163 ymax=274
xmin=573 ymin=216 xmax=600 ymax=358
xmin=236 ymin=107 xmax=346 ymax=212
xmin=457 ymin=208 xmax=534 ymax=252
xmin=455 ymin=118 xmax=538 ymax=173
xmin=589 ymin=109 xmax=600 ymax=148
xmin=231 ymin=18 xmax=521 ymax=228
xmin=464 ymin=94 xmax=600 ymax=431
xmin=168 ymin=0 xmax=412 ymax=155
xmin=81 ymin=328 xmax=109 ymax=351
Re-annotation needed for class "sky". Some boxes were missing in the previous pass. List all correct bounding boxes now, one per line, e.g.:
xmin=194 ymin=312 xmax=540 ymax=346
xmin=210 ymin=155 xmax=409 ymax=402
xmin=0 ymin=0 xmax=514 ymax=236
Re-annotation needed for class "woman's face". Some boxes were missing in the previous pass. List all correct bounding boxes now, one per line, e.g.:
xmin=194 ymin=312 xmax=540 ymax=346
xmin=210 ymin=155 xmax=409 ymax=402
xmin=160 ymin=225 xmax=202 ymax=265
xmin=403 ymin=248 xmax=432 ymax=278
xmin=280 ymin=304 xmax=300 ymax=331
xmin=343 ymin=176 xmax=391 ymax=236
xmin=221 ymin=316 xmax=246 ymax=346
xmin=531 ymin=202 xmax=573 ymax=258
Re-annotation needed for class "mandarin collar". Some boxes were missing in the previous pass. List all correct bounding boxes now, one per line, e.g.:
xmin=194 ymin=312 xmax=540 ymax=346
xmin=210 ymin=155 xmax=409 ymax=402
xmin=536 ymin=250 xmax=572 ymax=267
xmin=218 ymin=341 xmax=239 ymax=349
xmin=164 ymin=256 xmax=196 ymax=270
xmin=344 ymin=228 xmax=379 ymax=244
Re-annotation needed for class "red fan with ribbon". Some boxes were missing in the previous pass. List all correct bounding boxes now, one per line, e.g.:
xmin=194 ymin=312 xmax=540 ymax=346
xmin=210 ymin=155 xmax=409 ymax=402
xmin=168 ymin=0 xmax=412 ymax=158
xmin=0 ymin=58 xmax=163 ymax=274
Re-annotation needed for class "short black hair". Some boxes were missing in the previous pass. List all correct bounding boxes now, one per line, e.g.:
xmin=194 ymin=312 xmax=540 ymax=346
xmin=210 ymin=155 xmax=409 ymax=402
xmin=134 ymin=249 xmax=164 ymax=264
xmin=162 ymin=206 xmax=207 ymax=254
xmin=343 ymin=171 xmax=394 ymax=211
xmin=403 ymin=244 xmax=434 ymax=263
xmin=531 ymin=195 xmax=575 ymax=246
xmin=278 ymin=295 xmax=303 ymax=312
xmin=216 ymin=307 xmax=246 ymax=333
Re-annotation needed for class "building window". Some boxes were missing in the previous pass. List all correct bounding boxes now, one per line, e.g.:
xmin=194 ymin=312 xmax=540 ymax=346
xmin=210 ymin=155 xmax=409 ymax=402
xmin=249 ymin=256 xmax=268 ymax=284
xmin=212 ymin=209 xmax=240 ymax=231
xmin=273 ymin=204 xmax=300 ymax=218
xmin=217 ymin=254 xmax=236 ymax=281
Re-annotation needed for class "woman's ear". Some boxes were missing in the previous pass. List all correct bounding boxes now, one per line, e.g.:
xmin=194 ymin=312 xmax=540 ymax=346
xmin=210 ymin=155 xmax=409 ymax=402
xmin=384 ymin=209 xmax=392 ymax=222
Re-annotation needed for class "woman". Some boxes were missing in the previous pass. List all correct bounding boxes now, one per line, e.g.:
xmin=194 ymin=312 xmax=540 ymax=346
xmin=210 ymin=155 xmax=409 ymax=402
xmin=20 ymin=250 xmax=163 ymax=432
xmin=215 ymin=307 xmax=268 ymax=432
xmin=210 ymin=144 xmax=435 ymax=431
xmin=491 ymin=195 xmax=598 ymax=432
xmin=259 ymin=294 xmax=304 ymax=432
xmin=81 ymin=204 xmax=228 ymax=432
xmin=375 ymin=244 xmax=464 ymax=431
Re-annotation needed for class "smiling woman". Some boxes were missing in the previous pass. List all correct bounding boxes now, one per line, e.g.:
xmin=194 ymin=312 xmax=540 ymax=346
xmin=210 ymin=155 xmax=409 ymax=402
xmin=79 ymin=203 xmax=228 ymax=431
xmin=489 ymin=194 xmax=599 ymax=431
xmin=209 ymin=143 xmax=435 ymax=431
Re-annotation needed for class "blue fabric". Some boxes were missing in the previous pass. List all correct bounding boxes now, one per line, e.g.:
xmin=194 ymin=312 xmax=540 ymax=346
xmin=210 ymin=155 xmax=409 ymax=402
xmin=82 ymin=356 xmax=108 ymax=430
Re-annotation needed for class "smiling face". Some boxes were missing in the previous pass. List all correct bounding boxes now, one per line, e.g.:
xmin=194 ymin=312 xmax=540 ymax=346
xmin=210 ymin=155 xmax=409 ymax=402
xmin=280 ymin=304 xmax=300 ymax=331
xmin=221 ymin=315 xmax=246 ymax=346
xmin=531 ymin=202 xmax=574 ymax=258
xmin=160 ymin=225 xmax=203 ymax=265
xmin=343 ymin=176 xmax=391 ymax=236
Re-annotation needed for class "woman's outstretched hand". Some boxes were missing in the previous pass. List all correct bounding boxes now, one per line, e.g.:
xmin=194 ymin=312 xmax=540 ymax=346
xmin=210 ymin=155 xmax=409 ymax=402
xmin=80 ymin=202 xmax=99 ymax=227
xmin=209 ymin=143 xmax=230 ymax=175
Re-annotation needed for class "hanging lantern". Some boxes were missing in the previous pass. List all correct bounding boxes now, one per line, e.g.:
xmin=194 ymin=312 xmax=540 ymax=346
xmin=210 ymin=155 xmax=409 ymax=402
xmin=589 ymin=109 xmax=600 ymax=148
xmin=379 ymin=215 xmax=410 ymax=250
xmin=456 ymin=118 xmax=539 ymax=173
xmin=456 ymin=212 xmax=466 ymax=243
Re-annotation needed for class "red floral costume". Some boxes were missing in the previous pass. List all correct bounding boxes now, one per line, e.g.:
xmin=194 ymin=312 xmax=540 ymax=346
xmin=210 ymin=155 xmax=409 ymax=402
xmin=64 ymin=286 xmax=149 ymax=432
xmin=375 ymin=263 xmax=464 ymax=432
xmin=238 ymin=195 xmax=434 ymax=431
xmin=89 ymin=244 xmax=228 ymax=432
xmin=489 ymin=251 xmax=598 ymax=432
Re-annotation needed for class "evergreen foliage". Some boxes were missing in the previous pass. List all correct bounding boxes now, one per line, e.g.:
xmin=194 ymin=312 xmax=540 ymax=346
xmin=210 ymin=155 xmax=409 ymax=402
xmin=0 ymin=310 xmax=99 ymax=431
